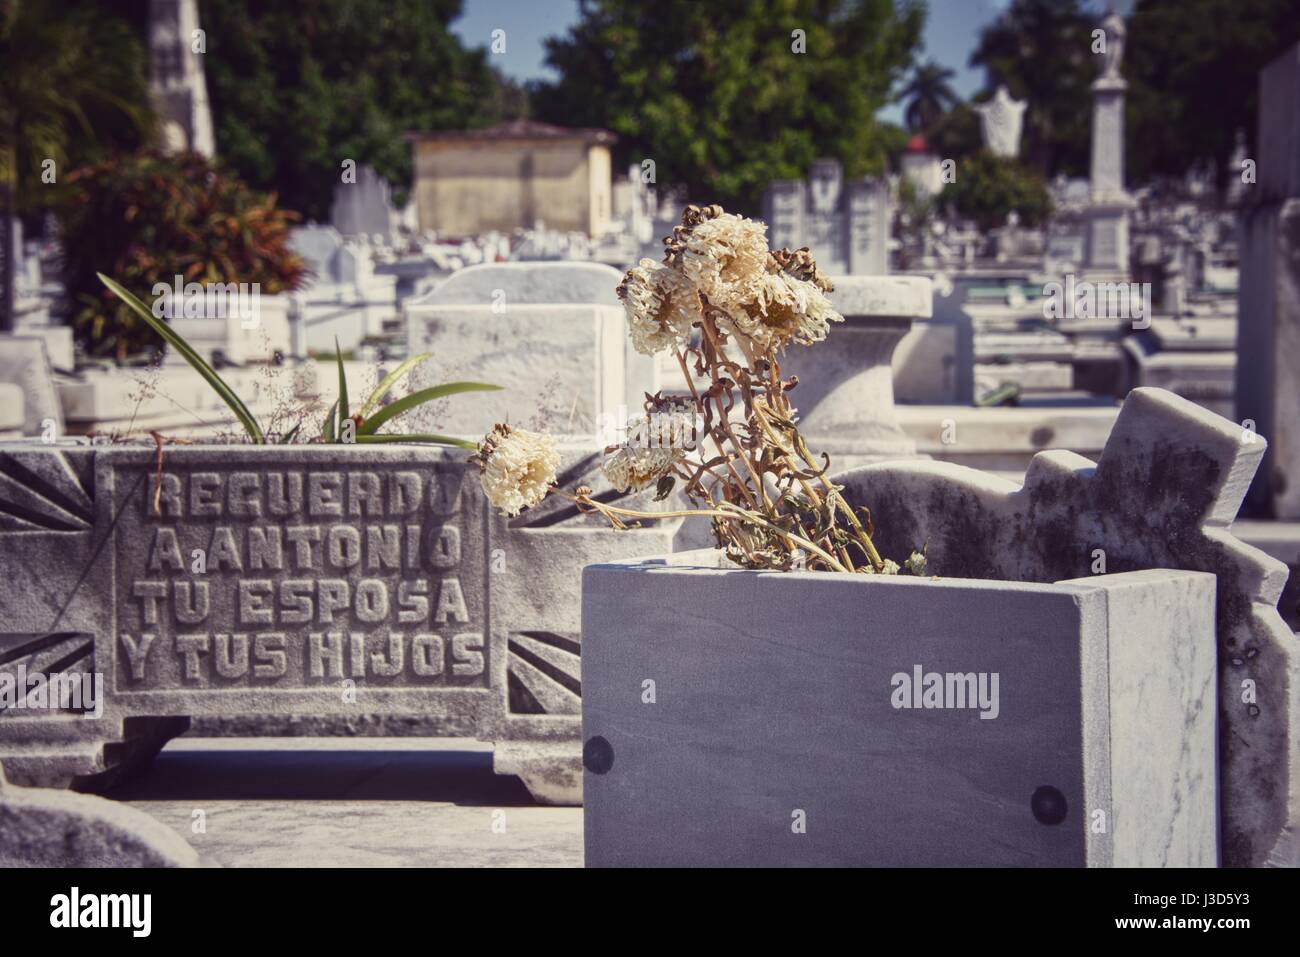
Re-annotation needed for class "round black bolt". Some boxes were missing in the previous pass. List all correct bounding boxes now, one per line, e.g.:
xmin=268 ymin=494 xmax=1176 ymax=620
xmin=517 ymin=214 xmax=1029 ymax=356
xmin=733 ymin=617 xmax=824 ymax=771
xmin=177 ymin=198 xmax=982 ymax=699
xmin=583 ymin=735 xmax=614 ymax=775
xmin=1031 ymin=785 xmax=1068 ymax=826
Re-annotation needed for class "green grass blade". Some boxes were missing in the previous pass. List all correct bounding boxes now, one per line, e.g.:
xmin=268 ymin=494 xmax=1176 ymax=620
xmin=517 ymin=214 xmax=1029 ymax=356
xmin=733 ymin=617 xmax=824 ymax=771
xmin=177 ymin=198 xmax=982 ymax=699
xmin=322 ymin=399 xmax=338 ymax=443
xmin=354 ymin=433 xmax=477 ymax=450
xmin=334 ymin=338 xmax=349 ymax=439
xmin=97 ymin=273 xmax=265 ymax=443
xmin=357 ymin=382 xmax=501 ymax=436
xmin=279 ymin=422 xmax=302 ymax=445
xmin=356 ymin=351 xmax=433 ymax=420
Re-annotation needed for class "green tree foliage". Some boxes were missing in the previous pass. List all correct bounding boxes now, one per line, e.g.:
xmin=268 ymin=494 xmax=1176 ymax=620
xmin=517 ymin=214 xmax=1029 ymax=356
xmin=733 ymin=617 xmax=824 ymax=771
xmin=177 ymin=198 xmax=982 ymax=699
xmin=1126 ymin=0 xmax=1300 ymax=192
xmin=926 ymin=101 xmax=982 ymax=162
xmin=531 ymin=0 xmax=925 ymax=214
xmin=969 ymin=0 xmax=1095 ymax=177
xmin=0 ymin=0 xmax=155 ymax=329
xmin=940 ymin=151 xmax=1052 ymax=231
xmin=60 ymin=152 xmax=306 ymax=360
xmin=901 ymin=60 xmax=958 ymax=133
xmin=196 ymin=0 xmax=523 ymax=221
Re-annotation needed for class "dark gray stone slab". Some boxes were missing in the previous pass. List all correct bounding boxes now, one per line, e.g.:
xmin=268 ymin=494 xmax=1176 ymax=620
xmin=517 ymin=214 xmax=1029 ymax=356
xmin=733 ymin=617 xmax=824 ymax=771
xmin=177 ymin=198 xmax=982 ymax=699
xmin=1259 ymin=42 xmax=1300 ymax=204
xmin=582 ymin=552 xmax=1215 ymax=867
xmin=1237 ymin=199 xmax=1300 ymax=518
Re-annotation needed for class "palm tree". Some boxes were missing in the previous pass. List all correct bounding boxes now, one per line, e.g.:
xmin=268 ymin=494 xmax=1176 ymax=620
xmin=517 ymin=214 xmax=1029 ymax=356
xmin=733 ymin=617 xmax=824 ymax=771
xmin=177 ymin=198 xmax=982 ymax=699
xmin=0 ymin=0 xmax=155 ymax=331
xmin=900 ymin=60 xmax=959 ymax=134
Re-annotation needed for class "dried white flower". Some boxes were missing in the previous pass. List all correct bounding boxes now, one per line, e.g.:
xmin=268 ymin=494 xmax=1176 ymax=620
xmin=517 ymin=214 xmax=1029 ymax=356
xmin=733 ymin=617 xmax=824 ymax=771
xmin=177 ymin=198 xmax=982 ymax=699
xmin=723 ymin=270 xmax=844 ymax=349
xmin=618 ymin=258 xmax=698 ymax=356
xmin=600 ymin=412 xmax=691 ymax=492
xmin=601 ymin=445 xmax=681 ymax=493
xmin=679 ymin=213 xmax=770 ymax=309
xmin=474 ymin=424 xmax=560 ymax=516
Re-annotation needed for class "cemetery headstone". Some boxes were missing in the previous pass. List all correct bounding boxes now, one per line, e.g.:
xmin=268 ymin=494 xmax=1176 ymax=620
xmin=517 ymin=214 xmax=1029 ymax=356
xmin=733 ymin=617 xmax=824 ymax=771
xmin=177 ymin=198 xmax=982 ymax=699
xmin=835 ymin=387 xmax=1299 ymax=868
xmin=762 ymin=160 xmax=889 ymax=276
xmin=779 ymin=275 xmax=931 ymax=469
xmin=1237 ymin=41 xmax=1300 ymax=519
xmin=289 ymin=225 xmax=397 ymax=353
xmin=0 ymin=336 xmax=63 ymax=437
xmin=405 ymin=261 xmax=655 ymax=433
xmin=0 ymin=442 xmax=678 ymax=805
xmin=331 ymin=164 xmax=397 ymax=244
xmin=584 ymin=554 xmax=1215 ymax=867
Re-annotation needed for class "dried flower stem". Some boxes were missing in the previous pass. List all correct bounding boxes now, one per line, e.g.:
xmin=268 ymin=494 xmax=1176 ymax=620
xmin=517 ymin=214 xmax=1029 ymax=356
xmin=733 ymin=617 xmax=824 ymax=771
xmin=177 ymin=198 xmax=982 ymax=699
xmin=552 ymin=488 xmax=848 ymax=572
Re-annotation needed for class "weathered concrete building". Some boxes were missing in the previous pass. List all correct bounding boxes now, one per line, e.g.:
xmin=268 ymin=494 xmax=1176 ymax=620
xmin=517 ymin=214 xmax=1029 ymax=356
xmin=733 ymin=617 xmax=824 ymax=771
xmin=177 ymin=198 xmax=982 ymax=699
xmin=408 ymin=121 xmax=616 ymax=238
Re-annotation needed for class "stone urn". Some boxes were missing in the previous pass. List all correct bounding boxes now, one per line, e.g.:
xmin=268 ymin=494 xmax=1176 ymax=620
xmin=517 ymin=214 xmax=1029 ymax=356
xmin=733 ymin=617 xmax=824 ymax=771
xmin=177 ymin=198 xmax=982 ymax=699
xmin=780 ymin=275 xmax=932 ymax=470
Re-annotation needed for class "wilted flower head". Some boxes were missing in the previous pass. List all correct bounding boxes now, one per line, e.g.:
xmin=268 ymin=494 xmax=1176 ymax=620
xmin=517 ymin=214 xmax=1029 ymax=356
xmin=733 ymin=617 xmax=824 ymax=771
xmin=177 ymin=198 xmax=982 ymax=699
xmin=678 ymin=211 xmax=770 ymax=310
xmin=617 ymin=258 xmax=698 ymax=356
xmin=723 ymin=269 xmax=843 ymax=349
xmin=600 ymin=405 xmax=695 ymax=492
xmin=770 ymin=246 xmax=835 ymax=293
xmin=472 ymin=423 xmax=560 ymax=516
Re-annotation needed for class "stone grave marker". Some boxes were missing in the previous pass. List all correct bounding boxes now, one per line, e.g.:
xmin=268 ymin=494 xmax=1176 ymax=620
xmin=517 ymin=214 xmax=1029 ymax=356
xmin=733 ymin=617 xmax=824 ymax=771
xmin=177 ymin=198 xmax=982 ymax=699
xmin=0 ymin=442 xmax=677 ymax=804
xmin=584 ymin=555 xmax=1215 ymax=867
xmin=836 ymin=387 xmax=1299 ymax=868
xmin=405 ymin=261 xmax=654 ymax=435
xmin=762 ymin=160 xmax=889 ymax=276
xmin=330 ymin=164 xmax=397 ymax=244
xmin=1238 ymin=41 xmax=1300 ymax=519
xmin=0 ymin=335 xmax=63 ymax=438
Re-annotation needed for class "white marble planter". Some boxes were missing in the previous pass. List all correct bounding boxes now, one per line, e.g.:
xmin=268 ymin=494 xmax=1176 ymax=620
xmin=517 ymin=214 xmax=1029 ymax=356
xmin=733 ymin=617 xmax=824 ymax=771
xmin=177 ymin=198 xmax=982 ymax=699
xmin=581 ymin=549 xmax=1218 ymax=867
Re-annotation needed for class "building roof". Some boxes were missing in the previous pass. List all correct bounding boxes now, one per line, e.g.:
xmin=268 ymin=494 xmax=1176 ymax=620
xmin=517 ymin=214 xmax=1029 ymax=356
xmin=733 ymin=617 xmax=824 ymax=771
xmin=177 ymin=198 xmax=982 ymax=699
xmin=406 ymin=120 xmax=616 ymax=145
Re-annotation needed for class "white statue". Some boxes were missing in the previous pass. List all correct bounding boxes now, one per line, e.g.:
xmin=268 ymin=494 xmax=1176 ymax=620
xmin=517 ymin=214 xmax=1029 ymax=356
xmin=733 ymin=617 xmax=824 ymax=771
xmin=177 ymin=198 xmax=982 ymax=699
xmin=1099 ymin=8 xmax=1127 ymax=81
xmin=974 ymin=86 xmax=1027 ymax=158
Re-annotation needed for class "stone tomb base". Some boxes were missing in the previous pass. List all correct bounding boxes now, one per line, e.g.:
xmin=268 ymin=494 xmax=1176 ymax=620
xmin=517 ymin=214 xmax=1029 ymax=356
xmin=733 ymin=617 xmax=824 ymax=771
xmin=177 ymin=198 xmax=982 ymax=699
xmin=0 ymin=442 xmax=678 ymax=805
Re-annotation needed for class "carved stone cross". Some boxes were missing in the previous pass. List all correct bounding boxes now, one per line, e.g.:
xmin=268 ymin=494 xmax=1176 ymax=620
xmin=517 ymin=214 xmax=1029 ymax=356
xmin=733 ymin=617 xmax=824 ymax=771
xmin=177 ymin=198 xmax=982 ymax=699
xmin=839 ymin=387 xmax=1299 ymax=867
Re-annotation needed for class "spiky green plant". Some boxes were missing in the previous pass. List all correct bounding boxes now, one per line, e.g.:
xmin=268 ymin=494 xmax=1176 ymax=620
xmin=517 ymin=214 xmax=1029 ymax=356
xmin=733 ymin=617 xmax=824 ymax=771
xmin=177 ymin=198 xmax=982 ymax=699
xmin=99 ymin=274 xmax=498 ymax=447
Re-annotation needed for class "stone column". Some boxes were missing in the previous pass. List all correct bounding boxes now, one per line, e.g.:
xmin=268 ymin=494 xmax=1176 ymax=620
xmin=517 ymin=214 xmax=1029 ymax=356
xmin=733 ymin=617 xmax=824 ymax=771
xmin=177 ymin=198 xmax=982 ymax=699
xmin=1083 ymin=10 xmax=1134 ymax=281
xmin=780 ymin=276 xmax=932 ymax=471
xmin=1238 ymin=43 xmax=1300 ymax=518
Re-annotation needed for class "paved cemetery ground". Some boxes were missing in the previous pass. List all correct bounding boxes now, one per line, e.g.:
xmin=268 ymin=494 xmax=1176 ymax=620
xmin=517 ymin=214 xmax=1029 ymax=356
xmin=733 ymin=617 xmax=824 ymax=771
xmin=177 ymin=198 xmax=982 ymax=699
xmin=111 ymin=737 xmax=584 ymax=867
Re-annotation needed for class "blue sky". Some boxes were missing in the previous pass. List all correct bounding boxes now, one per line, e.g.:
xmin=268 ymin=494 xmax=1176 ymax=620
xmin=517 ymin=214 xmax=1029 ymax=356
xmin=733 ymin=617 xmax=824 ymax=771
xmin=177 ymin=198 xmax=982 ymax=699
xmin=450 ymin=0 xmax=1132 ymax=122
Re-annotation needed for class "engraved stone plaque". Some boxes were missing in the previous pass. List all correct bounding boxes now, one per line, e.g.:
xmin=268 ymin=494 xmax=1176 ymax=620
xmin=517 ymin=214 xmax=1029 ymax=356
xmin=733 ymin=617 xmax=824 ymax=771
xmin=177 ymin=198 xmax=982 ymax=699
xmin=110 ymin=454 xmax=488 ymax=699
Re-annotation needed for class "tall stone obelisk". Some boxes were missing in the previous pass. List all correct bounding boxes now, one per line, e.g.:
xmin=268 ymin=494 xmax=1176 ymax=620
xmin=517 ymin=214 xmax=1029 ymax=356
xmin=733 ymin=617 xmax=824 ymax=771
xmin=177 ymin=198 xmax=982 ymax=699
xmin=1083 ymin=4 xmax=1133 ymax=280
xmin=148 ymin=0 xmax=215 ymax=158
